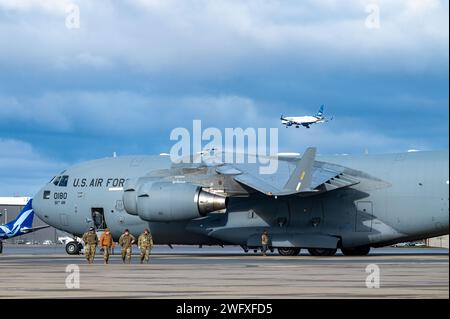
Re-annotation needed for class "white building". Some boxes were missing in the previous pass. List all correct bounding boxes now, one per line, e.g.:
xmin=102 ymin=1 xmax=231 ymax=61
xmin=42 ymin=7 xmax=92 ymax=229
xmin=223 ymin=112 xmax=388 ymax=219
xmin=426 ymin=235 xmax=449 ymax=249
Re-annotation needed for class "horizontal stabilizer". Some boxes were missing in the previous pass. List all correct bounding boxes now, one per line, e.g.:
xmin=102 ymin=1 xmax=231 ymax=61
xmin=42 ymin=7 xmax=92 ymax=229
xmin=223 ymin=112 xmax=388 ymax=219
xmin=20 ymin=225 xmax=51 ymax=234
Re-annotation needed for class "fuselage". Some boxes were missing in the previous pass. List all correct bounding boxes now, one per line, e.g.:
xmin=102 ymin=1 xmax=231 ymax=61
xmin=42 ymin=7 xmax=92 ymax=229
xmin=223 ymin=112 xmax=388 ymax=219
xmin=282 ymin=116 xmax=321 ymax=126
xmin=32 ymin=151 xmax=449 ymax=249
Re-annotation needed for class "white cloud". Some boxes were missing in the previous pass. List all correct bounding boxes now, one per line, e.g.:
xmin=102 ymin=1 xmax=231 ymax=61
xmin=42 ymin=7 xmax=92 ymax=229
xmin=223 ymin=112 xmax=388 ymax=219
xmin=0 ymin=138 xmax=67 ymax=196
xmin=0 ymin=0 xmax=447 ymax=75
xmin=0 ymin=91 xmax=432 ymax=156
xmin=0 ymin=1 xmax=446 ymax=194
xmin=278 ymin=126 xmax=431 ymax=155
xmin=0 ymin=92 xmax=262 ymax=134
xmin=0 ymin=0 xmax=71 ymax=14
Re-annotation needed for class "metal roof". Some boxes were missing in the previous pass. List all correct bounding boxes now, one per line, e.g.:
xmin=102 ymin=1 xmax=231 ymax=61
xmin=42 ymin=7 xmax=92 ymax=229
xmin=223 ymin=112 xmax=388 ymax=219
xmin=0 ymin=197 xmax=31 ymax=206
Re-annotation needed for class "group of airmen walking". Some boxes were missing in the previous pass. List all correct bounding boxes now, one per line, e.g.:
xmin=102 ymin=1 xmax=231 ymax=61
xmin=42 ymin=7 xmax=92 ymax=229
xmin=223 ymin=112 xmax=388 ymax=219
xmin=81 ymin=228 xmax=271 ymax=264
xmin=81 ymin=227 xmax=154 ymax=264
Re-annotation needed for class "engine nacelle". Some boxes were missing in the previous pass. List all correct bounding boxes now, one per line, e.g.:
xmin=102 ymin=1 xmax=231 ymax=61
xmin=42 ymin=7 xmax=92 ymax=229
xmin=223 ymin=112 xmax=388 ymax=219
xmin=123 ymin=178 xmax=139 ymax=215
xmin=124 ymin=180 xmax=227 ymax=222
xmin=123 ymin=177 xmax=163 ymax=216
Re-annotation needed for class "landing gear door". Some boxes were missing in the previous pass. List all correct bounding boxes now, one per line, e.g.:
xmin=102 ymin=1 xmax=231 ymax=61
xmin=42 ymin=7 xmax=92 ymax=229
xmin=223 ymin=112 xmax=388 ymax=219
xmin=91 ymin=208 xmax=107 ymax=230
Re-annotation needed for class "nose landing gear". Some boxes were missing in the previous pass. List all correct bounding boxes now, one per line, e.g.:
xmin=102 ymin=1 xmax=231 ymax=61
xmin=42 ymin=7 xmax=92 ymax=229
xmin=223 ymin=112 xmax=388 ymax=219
xmin=66 ymin=241 xmax=83 ymax=255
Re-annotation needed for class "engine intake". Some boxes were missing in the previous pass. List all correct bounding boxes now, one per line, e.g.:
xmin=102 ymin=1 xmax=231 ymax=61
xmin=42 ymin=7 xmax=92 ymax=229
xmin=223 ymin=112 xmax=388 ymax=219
xmin=123 ymin=178 xmax=139 ymax=215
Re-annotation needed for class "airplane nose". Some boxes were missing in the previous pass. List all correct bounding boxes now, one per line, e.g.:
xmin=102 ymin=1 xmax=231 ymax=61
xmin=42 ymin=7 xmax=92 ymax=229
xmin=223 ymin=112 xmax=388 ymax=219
xmin=32 ymin=190 xmax=44 ymax=219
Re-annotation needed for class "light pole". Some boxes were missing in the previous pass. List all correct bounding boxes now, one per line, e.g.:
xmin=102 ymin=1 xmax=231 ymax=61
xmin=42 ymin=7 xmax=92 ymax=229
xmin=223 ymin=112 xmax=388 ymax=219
xmin=3 ymin=209 xmax=6 ymax=224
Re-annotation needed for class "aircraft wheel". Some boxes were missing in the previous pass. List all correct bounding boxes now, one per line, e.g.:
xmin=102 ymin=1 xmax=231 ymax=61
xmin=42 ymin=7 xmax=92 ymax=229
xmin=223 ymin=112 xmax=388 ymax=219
xmin=0 ymin=240 xmax=3 ymax=254
xmin=278 ymin=248 xmax=301 ymax=256
xmin=66 ymin=241 xmax=81 ymax=255
xmin=308 ymin=248 xmax=337 ymax=256
xmin=341 ymin=247 xmax=371 ymax=256
xmin=241 ymin=245 xmax=249 ymax=253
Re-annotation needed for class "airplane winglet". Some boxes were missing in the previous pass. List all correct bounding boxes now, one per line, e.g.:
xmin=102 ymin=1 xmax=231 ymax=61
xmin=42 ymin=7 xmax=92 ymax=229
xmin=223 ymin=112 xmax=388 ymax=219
xmin=283 ymin=147 xmax=316 ymax=193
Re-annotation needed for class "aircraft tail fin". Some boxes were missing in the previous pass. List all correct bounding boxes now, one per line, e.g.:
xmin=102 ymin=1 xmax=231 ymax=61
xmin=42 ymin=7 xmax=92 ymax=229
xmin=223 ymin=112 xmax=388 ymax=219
xmin=3 ymin=199 xmax=34 ymax=233
xmin=283 ymin=147 xmax=316 ymax=192
xmin=316 ymin=105 xmax=324 ymax=118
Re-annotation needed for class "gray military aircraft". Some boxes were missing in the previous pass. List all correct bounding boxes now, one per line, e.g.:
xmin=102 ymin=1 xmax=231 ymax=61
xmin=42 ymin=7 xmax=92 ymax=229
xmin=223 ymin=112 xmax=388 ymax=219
xmin=32 ymin=148 xmax=449 ymax=256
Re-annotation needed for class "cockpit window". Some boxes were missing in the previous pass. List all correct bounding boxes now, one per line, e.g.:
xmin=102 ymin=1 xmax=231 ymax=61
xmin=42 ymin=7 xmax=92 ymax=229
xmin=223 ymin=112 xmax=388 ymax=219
xmin=53 ymin=176 xmax=61 ymax=186
xmin=59 ymin=175 xmax=69 ymax=187
xmin=52 ymin=175 xmax=69 ymax=187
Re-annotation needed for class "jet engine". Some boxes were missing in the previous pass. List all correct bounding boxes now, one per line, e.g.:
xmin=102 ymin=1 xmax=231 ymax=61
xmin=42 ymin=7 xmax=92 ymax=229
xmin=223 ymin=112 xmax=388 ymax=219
xmin=123 ymin=178 xmax=140 ymax=216
xmin=123 ymin=180 xmax=227 ymax=222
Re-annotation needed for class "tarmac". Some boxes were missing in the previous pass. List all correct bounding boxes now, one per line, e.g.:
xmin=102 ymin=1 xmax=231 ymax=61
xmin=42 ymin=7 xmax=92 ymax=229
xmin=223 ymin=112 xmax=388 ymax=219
xmin=0 ymin=246 xmax=448 ymax=299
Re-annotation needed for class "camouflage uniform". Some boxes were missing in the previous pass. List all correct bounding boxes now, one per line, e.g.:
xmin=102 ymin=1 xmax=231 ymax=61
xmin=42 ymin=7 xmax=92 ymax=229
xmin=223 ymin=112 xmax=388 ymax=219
xmin=261 ymin=232 xmax=270 ymax=256
xmin=82 ymin=230 xmax=98 ymax=264
xmin=119 ymin=232 xmax=135 ymax=263
xmin=138 ymin=231 xmax=154 ymax=264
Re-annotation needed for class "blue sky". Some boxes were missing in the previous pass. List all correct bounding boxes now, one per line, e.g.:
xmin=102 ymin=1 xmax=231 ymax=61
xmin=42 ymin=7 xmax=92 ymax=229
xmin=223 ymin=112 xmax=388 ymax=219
xmin=0 ymin=0 xmax=448 ymax=196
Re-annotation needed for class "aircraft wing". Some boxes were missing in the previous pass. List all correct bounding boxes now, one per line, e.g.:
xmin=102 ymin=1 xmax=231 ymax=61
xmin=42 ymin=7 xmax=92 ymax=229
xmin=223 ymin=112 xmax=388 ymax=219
xmin=234 ymin=173 xmax=285 ymax=196
xmin=317 ymin=116 xmax=333 ymax=123
xmin=220 ymin=147 xmax=360 ymax=197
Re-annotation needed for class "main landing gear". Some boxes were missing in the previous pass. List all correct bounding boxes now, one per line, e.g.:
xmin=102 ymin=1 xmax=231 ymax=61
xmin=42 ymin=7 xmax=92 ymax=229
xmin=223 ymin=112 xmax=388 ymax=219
xmin=277 ymin=248 xmax=301 ymax=256
xmin=341 ymin=247 xmax=371 ymax=256
xmin=242 ymin=245 xmax=276 ymax=254
xmin=238 ymin=245 xmax=371 ymax=257
xmin=308 ymin=248 xmax=338 ymax=256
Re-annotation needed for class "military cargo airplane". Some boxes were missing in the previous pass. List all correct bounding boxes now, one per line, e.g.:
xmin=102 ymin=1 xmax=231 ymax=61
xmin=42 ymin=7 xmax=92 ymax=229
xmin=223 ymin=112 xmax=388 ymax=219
xmin=281 ymin=105 xmax=332 ymax=128
xmin=32 ymin=148 xmax=449 ymax=257
xmin=0 ymin=199 xmax=49 ymax=254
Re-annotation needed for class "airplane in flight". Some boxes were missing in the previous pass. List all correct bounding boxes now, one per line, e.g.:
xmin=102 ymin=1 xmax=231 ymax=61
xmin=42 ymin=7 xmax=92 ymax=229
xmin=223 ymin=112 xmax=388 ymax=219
xmin=0 ymin=199 xmax=49 ymax=254
xmin=281 ymin=105 xmax=332 ymax=129
xmin=31 ymin=147 xmax=449 ymax=257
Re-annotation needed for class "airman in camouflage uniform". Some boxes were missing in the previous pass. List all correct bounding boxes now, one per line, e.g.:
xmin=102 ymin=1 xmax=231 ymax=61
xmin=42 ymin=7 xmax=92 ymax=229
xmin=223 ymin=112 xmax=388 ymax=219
xmin=82 ymin=227 xmax=98 ymax=264
xmin=119 ymin=229 xmax=135 ymax=264
xmin=138 ymin=229 xmax=154 ymax=264
xmin=261 ymin=230 xmax=270 ymax=257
